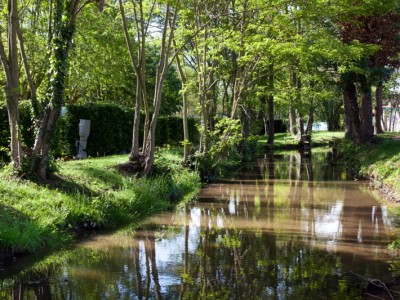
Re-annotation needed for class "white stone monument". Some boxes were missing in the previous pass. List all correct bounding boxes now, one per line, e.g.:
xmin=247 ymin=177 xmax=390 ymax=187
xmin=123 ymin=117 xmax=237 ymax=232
xmin=77 ymin=119 xmax=91 ymax=159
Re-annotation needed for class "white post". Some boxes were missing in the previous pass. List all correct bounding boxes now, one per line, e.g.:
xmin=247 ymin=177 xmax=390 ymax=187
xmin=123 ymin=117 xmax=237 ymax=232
xmin=77 ymin=119 xmax=91 ymax=159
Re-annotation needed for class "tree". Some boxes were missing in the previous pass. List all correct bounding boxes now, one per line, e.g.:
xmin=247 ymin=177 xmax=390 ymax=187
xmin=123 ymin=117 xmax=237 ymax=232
xmin=30 ymin=0 xmax=104 ymax=179
xmin=338 ymin=2 xmax=400 ymax=144
xmin=0 ymin=0 xmax=23 ymax=169
xmin=118 ymin=0 xmax=180 ymax=176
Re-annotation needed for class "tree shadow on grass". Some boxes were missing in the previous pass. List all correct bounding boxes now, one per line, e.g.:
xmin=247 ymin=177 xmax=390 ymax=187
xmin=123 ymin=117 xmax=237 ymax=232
xmin=29 ymin=164 xmax=127 ymax=198
xmin=28 ymin=174 xmax=98 ymax=198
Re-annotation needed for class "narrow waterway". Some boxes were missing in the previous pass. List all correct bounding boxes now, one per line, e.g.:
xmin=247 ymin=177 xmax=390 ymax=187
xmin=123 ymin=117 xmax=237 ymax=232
xmin=1 ymin=150 xmax=400 ymax=299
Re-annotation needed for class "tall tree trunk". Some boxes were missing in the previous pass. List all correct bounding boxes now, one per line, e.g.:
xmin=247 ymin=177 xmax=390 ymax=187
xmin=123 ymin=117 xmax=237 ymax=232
xmin=175 ymin=52 xmax=190 ymax=163
xmin=342 ymin=87 xmax=353 ymax=139
xmin=374 ymin=82 xmax=384 ymax=134
xmin=267 ymin=65 xmax=274 ymax=145
xmin=129 ymin=76 xmax=142 ymax=159
xmin=142 ymin=71 xmax=167 ymax=176
xmin=17 ymin=24 xmax=39 ymax=120
xmin=289 ymin=104 xmax=298 ymax=136
xmin=30 ymin=0 xmax=77 ymax=179
xmin=267 ymin=95 xmax=274 ymax=145
xmin=360 ymin=78 xmax=374 ymax=143
xmin=343 ymin=76 xmax=362 ymax=144
xmin=119 ymin=0 xmax=142 ymax=163
xmin=0 ymin=0 xmax=23 ymax=170
xmin=289 ymin=68 xmax=298 ymax=136
xmin=305 ymin=101 xmax=314 ymax=135
xmin=141 ymin=2 xmax=178 ymax=176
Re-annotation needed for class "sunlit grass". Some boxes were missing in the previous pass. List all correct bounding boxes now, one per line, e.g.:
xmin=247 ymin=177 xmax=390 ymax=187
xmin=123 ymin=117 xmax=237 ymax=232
xmin=258 ymin=131 xmax=344 ymax=148
xmin=0 ymin=149 xmax=201 ymax=255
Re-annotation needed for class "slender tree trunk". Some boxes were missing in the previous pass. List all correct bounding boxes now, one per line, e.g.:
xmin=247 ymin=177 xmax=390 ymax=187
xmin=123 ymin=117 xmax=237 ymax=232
xmin=142 ymin=69 xmax=168 ymax=176
xmin=342 ymin=87 xmax=353 ymax=139
xmin=267 ymin=65 xmax=274 ymax=145
xmin=374 ymin=82 xmax=384 ymax=134
xmin=289 ymin=68 xmax=298 ymax=136
xmin=0 ymin=0 xmax=23 ymax=169
xmin=119 ymin=0 xmax=142 ymax=163
xmin=141 ymin=2 xmax=177 ymax=176
xmin=175 ymin=52 xmax=190 ymax=163
xmin=130 ymin=76 xmax=142 ymax=159
xmin=305 ymin=79 xmax=314 ymax=136
xmin=305 ymin=100 xmax=314 ymax=135
xmin=17 ymin=24 xmax=39 ymax=120
xmin=298 ymin=115 xmax=305 ymax=136
xmin=289 ymin=104 xmax=297 ymax=136
xmin=266 ymin=96 xmax=275 ymax=145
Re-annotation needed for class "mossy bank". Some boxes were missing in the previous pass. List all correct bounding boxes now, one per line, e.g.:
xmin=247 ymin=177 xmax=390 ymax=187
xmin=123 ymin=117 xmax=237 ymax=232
xmin=0 ymin=149 xmax=201 ymax=265
xmin=337 ymin=133 xmax=400 ymax=202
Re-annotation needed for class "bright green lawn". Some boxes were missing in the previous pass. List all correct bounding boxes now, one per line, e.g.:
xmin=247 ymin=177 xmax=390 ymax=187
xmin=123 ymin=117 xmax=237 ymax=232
xmin=258 ymin=131 xmax=344 ymax=148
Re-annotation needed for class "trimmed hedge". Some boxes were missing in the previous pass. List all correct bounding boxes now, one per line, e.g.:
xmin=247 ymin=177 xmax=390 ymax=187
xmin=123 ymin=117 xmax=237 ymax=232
xmin=0 ymin=102 xmax=200 ymax=160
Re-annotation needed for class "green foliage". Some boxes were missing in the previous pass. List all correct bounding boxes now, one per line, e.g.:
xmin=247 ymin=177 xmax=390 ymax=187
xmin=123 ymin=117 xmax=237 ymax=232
xmin=193 ymin=118 xmax=242 ymax=182
xmin=0 ymin=102 xmax=36 ymax=164
xmin=0 ymin=150 xmax=201 ymax=255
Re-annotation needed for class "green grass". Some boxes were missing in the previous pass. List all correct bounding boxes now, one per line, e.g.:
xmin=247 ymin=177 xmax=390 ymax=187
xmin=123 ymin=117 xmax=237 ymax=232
xmin=0 ymin=149 xmax=201 ymax=256
xmin=337 ymin=133 xmax=400 ymax=200
xmin=257 ymin=131 xmax=344 ymax=148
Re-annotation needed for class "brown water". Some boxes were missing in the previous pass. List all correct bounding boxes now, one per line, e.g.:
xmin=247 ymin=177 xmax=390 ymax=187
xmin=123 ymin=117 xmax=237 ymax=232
xmin=1 ymin=150 xmax=400 ymax=299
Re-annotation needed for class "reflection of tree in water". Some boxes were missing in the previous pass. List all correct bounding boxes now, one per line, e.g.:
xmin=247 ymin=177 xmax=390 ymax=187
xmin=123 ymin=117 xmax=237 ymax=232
xmin=177 ymin=152 xmax=359 ymax=299
xmin=1 ymin=150 xmax=393 ymax=299
xmin=178 ymin=207 xmax=360 ymax=298
xmin=5 ymin=269 xmax=53 ymax=300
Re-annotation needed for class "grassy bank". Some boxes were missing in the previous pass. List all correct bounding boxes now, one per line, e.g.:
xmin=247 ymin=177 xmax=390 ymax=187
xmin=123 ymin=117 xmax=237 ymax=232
xmin=337 ymin=133 xmax=400 ymax=201
xmin=0 ymin=149 xmax=201 ymax=258
xmin=257 ymin=131 xmax=344 ymax=149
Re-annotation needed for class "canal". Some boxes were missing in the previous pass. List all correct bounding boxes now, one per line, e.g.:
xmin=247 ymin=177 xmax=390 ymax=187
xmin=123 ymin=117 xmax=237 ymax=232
xmin=1 ymin=149 xmax=400 ymax=299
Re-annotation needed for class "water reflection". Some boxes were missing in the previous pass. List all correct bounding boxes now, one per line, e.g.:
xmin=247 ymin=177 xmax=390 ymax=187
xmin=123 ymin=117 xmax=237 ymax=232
xmin=1 ymin=151 xmax=399 ymax=299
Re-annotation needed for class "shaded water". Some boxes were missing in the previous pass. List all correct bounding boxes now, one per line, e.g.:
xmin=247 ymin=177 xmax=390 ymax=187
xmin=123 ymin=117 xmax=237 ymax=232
xmin=1 ymin=150 xmax=400 ymax=299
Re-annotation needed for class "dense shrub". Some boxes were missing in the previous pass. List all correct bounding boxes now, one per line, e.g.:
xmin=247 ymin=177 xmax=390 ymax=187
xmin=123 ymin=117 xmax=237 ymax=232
xmin=62 ymin=103 xmax=134 ymax=157
xmin=19 ymin=101 xmax=36 ymax=149
xmin=156 ymin=116 xmax=199 ymax=147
